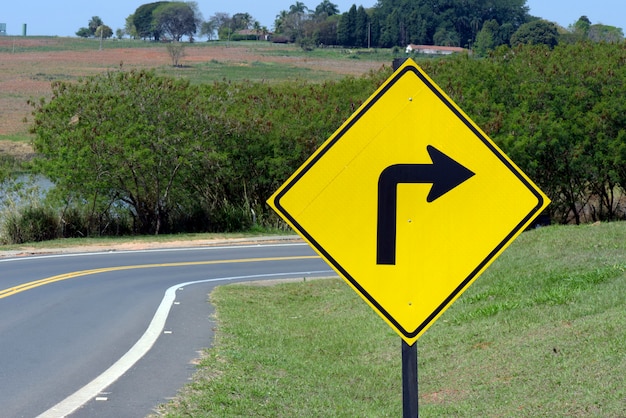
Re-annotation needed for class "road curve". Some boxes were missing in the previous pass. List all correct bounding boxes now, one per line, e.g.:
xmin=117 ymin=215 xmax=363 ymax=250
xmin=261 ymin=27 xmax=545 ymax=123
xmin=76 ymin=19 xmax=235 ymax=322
xmin=0 ymin=242 xmax=333 ymax=417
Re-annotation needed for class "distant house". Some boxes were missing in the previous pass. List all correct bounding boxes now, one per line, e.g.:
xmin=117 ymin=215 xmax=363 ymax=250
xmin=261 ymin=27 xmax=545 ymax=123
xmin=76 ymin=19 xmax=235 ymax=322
xmin=405 ymin=44 xmax=467 ymax=55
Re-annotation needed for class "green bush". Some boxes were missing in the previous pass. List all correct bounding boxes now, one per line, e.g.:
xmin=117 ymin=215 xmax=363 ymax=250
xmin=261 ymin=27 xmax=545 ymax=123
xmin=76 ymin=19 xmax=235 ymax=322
xmin=209 ymin=202 xmax=253 ymax=232
xmin=60 ymin=206 xmax=88 ymax=238
xmin=3 ymin=206 xmax=59 ymax=244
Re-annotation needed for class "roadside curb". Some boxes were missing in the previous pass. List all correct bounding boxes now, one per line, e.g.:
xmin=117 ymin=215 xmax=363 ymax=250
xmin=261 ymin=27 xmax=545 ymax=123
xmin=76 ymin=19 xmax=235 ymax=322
xmin=0 ymin=235 xmax=304 ymax=259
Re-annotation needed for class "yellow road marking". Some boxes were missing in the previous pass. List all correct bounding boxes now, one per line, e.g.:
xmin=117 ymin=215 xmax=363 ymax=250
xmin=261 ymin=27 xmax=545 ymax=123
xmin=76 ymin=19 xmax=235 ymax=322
xmin=0 ymin=255 xmax=319 ymax=299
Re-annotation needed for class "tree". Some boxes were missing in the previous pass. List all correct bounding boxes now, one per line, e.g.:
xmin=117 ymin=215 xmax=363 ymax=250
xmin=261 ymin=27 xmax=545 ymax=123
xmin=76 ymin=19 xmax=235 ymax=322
xmin=26 ymin=66 xmax=391 ymax=235
xmin=314 ymin=0 xmax=339 ymax=19
xmin=510 ymin=20 xmax=559 ymax=48
xmin=572 ymin=15 xmax=591 ymax=37
xmin=433 ymin=24 xmax=460 ymax=46
xmin=76 ymin=27 xmax=91 ymax=38
xmin=253 ymin=21 xmax=262 ymax=40
xmin=370 ymin=0 xmax=530 ymax=48
xmin=166 ymin=42 xmax=185 ymax=66
xmin=314 ymin=15 xmax=340 ymax=45
xmin=275 ymin=2 xmax=310 ymax=42
xmin=76 ymin=16 xmax=105 ymax=38
xmin=563 ymin=16 xmax=624 ymax=44
xmin=289 ymin=1 xmax=308 ymax=15
xmin=200 ymin=19 xmax=219 ymax=40
xmin=474 ymin=19 xmax=498 ymax=55
xmin=206 ymin=12 xmax=230 ymax=40
xmin=337 ymin=5 xmax=356 ymax=46
xmin=274 ymin=10 xmax=289 ymax=34
xmin=125 ymin=14 xmax=138 ymax=39
xmin=133 ymin=1 xmax=169 ymax=40
xmin=154 ymin=2 xmax=201 ymax=41
xmin=232 ymin=13 xmax=254 ymax=31
xmin=29 ymin=70 xmax=216 ymax=235
xmin=354 ymin=6 xmax=369 ymax=47
xmin=587 ymin=24 xmax=624 ymax=43
xmin=88 ymin=16 xmax=104 ymax=36
xmin=95 ymin=25 xmax=113 ymax=39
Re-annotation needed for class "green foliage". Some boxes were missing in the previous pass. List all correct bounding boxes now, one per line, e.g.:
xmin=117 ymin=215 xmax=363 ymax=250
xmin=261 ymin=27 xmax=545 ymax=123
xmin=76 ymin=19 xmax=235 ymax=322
xmin=88 ymin=16 xmax=104 ymax=35
xmin=3 ymin=206 xmax=59 ymax=244
xmin=27 ymin=66 xmax=390 ymax=238
xmin=588 ymin=24 xmax=625 ymax=43
xmin=473 ymin=22 xmax=496 ymax=56
xmin=25 ymin=40 xmax=626 ymax=241
xmin=153 ymin=2 xmax=200 ymax=41
xmin=187 ymin=71 xmax=389 ymax=227
xmin=75 ymin=27 xmax=91 ymax=38
xmin=421 ymin=43 xmax=626 ymax=223
xmin=562 ymin=16 xmax=624 ymax=45
xmin=133 ymin=1 xmax=169 ymax=40
xmin=30 ymin=69 xmax=216 ymax=235
xmin=270 ymin=0 xmax=534 ymax=48
xmin=510 ymin=20 xmax=559 ymax=48
xmin=371 ymin=0 xmax=530 ymax=48
xmin=95 ymin=25 xmax=113 ymax=39
xmin=76 ymin=16 xmax=108 ymax=39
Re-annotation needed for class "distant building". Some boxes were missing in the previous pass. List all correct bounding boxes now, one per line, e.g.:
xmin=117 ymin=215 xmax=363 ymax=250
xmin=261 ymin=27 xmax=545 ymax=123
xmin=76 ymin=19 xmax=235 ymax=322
xmin=0 ymin=23 xmax=7 ymax=36
xmin=405 ymin=44 xmax=467 ymax=55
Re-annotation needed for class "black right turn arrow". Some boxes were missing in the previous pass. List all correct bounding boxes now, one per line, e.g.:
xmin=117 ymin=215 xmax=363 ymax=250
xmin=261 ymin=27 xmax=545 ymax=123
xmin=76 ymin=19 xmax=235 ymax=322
xmin=376 ymin=145 xmax=475 ymax=265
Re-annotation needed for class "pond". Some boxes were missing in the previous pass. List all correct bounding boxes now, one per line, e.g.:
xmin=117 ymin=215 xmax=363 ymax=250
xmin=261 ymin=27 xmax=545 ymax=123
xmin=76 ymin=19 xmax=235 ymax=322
xmin=0 ymin=174 xmax=54 ymax=209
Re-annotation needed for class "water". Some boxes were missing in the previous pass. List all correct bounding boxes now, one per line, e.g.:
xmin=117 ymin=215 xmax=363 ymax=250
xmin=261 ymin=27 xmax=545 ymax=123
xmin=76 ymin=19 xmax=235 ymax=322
xmin=0 ymin=174 xmax=54 ymax=209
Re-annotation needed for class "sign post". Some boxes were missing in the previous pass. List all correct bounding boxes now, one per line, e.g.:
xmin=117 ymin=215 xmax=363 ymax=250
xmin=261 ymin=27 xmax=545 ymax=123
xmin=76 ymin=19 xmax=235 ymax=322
xmin=402 ymin=340 xmax=418 ymax=417
xmin=396 ymin=58 xmax=416 ymax=418
xmin=267 ymin=58 xmax=550 ymax=414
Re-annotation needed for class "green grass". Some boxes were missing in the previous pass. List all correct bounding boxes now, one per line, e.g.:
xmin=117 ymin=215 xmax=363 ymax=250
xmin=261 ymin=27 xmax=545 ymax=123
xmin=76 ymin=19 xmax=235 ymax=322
xmin=154 ymin=222 xmax=626 ymax=417
xmin=0 ymin=36 xmax=171 ymax=53
xmin=0 ymin=133 xmax=30 ymax=142
xmin=0 ymin=137 xmax=30 ymax=145
xmin=158 ymin=59 xmax=343 ymax=84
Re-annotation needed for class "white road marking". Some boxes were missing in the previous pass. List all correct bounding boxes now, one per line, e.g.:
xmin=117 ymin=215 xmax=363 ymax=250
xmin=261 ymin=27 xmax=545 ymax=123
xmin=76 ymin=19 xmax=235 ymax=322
xmin=37 ymin=269 xmax=333 ymax=418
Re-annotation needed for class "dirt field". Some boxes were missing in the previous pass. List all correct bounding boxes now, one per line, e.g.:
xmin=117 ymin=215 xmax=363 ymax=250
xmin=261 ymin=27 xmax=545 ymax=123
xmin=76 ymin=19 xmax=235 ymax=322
xmin=0 ymin=38 xmax=383 ymax=160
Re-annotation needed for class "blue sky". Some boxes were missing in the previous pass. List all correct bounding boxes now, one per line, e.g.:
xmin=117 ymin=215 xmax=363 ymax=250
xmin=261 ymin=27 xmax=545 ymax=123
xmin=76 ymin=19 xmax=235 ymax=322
xmin=1 ymin=1 xmax=625 ymax=37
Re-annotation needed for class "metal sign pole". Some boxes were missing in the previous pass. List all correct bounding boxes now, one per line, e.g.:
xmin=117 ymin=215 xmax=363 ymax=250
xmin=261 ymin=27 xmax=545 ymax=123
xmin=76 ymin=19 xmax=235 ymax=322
xmin=402 ymin=340 xmax=418 ymax=417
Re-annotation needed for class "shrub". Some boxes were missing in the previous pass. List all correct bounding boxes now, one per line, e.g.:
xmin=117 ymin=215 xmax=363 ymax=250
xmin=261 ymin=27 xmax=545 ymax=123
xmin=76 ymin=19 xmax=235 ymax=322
xmin=3 ymin=206 xmax=59 ymax=244
xmin=60 ymin=206 xmax=88 ymax=238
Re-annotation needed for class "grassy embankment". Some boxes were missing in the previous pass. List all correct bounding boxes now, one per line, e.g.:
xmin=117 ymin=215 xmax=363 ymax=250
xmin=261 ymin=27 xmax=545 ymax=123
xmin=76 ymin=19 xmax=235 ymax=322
xmin=155 ymin=222 xmax=626 ymax=417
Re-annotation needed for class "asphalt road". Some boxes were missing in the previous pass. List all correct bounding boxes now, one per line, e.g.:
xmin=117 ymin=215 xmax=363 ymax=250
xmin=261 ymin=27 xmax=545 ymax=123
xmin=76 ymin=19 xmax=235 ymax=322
xmin=0 ymin=242 xmax=333 ymax=417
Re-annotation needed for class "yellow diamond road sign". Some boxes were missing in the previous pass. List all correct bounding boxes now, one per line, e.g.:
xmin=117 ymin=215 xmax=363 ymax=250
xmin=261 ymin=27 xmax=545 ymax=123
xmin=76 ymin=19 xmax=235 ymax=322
xmin=268 ymin=58 xmax=550 ymax=345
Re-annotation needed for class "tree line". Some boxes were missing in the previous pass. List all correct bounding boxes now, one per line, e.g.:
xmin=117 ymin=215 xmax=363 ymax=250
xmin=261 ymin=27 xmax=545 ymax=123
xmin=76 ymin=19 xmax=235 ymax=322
xmin=76 ymin=1 xmax=624 ymax=52
xmin=270 ymin=2 xmax=623 ymax=50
